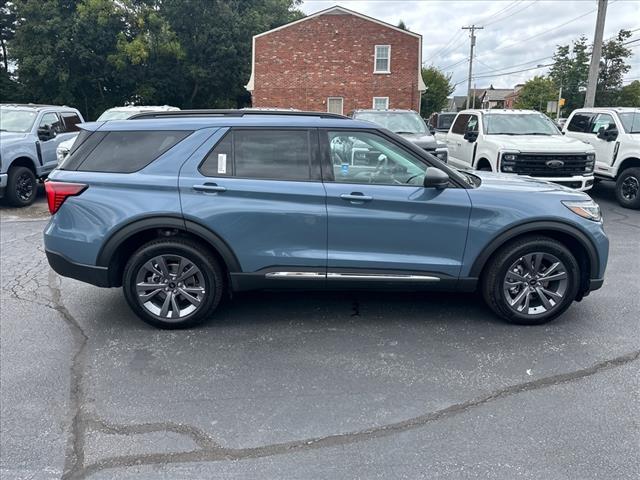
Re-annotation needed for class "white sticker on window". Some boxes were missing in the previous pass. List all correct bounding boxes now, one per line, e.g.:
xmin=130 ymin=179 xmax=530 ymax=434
xmin=217 ymin=153 xmax=227 ymax=174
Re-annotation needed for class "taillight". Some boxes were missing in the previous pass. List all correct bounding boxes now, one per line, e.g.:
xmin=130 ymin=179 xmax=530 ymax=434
xmin=45 ymin=181 xmax=87 ymax=214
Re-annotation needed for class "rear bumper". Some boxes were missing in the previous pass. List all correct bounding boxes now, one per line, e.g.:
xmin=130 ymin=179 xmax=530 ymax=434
xmin=46 ymin=250 xmax=111 ymax=287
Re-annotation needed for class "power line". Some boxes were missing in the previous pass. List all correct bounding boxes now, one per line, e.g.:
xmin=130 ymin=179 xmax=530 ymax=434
xmin=472 ymin=62 xmax=554 ymax=80
xmin=484 ymin=0 xmax=540 ymax=27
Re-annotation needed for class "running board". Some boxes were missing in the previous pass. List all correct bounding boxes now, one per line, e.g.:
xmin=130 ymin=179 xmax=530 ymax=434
xmin=265 ymin=272 xmax=440 ymax=282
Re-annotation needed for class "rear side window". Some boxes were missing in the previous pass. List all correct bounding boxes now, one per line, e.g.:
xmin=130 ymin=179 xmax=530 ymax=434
xmin=60 ymin=112 xmax=82 ymax=132
xmin=74 ymin=131 xmax=191 ymax=173
xmin=451 ymin=114 xmax=470 ymax=134
xmin=567 ymin=113 xmax=594 ymax=133
xmin=200 ymin=129 xmax=312 ymax=181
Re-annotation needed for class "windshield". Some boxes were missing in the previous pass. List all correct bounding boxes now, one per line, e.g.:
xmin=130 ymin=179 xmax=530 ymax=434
xmin=0 ymin=109 xmax=37 ymax=133
xmin=356 ymin=111 xmax=429 ymax=135
xmin=484 ymin=113 xmax=560 ymax=135
xmin=437 ymin=114 xmax=456 ymax=130
xmin=618 ymin=112 xmax=640 ymax=133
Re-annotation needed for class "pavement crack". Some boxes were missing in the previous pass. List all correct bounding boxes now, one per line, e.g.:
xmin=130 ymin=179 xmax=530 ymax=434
xmin=47 ymin=270 xmax=89 ymax=480
xmin=76 ymin=349 xmax=639 ymax=478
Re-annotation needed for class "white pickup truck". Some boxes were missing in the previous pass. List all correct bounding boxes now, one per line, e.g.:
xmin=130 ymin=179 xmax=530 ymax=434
xmin=563 ymin=107 xmax=640 ymax=209
xmin=444 ymin=109 xmax=596 ymax=191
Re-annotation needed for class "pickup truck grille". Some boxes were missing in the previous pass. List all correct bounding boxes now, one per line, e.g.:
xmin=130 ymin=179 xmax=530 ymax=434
xmin=502 ymin=153 xmax=592 ymax=177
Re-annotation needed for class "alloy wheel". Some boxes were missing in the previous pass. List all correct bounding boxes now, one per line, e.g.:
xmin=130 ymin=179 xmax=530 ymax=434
xmin=502 ymin=252 xmax=569 ymax=316
xmin=135 ymin=254 xmax=206 ymax=321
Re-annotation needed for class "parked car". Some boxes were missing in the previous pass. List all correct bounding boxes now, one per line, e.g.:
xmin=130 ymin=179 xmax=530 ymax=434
xmin=351 ymin=109 xmax=448 ymax=163
xmin=0 ymin=104 xmax=84 ymax=206
xmin=44 ymin=109 xmax=608 ymax=329
xmin=563 ymin=107 xmax=640 ymax=209
xmin=56 ymin=105 xmax=180 ymax=163
xmin=444 ymin=109 xmax=596 ymax=191
xmin=428 ymin=111 xmax=457 ymax=141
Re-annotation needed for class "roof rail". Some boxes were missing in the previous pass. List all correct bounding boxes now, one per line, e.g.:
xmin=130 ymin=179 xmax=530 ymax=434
xmin=129 ymin=109 xmax=348 ymax=120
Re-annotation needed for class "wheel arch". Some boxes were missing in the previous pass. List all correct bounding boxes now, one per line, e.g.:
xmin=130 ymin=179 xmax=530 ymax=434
xmin=470 ymin=221 xmax=600 ymax=290
xmin=617 ymin=156 xmax=640 ymax=174
xmin=96 ymin=216 xmax=241 ymax=287
xmin=8 ymin=156 xmax=38 ymax=174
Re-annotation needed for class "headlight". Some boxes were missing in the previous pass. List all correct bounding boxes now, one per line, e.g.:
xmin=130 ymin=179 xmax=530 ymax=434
xmin=501 ymin=152 xmax=518 ymax=172
xmin=562 ymin=199 xmax=601 ymax=222
xmin=585 ymin=153 xmax=595 ymax=172
xmin=56 ymin=147 xmax=69 ymax=163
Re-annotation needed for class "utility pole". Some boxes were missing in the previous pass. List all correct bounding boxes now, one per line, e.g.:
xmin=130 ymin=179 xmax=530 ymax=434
xmin=556 ymin=84 xmax=563 ymax=119
xmin=463 ymin=25 xmax=483 ymax=109
xmin=584 ymin=0 xmax=608 ymax=107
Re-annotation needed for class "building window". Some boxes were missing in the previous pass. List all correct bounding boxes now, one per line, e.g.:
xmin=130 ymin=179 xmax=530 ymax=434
xmin=372 ymin=97 xmax=389 ymax=110
xmin=327 ymin=97 xmax=344 ymax=115
xmin=374 ymin=45 xmax=390 ymax=73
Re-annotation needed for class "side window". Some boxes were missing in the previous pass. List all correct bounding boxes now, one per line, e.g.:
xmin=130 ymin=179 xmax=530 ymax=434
xmin=75 ymin=130 xmax=191 ymax=173
xmin=327 ymin=130 xmax=427 ymax=186
xmin=467 ymin=115 xmax=479 ymax=133
xmin=591 ymin=113 xmax=615 ymax=133
xmin=374 ymin=45 xmax=390 ymax=73
xmin=373 ymin=97 xmax=389 ymax=110
xmin=200 ymin=129 xmax=312 ymax=181
xmin=567 ymin=113 xmax=594 ymax=133
xmin=38 ymin=112 xmax=62 ymax=134
xmin=60 ymin=112 xmax=82 ymax=132
xmin=451 ymin=114 xmax=470 ymax=134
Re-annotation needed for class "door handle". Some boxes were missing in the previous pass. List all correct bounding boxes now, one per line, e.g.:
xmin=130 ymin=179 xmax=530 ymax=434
xmin=340 ymin=193 xmax=373 ymax=203
xmin=193 ymin=183 xmax=227 ymax=193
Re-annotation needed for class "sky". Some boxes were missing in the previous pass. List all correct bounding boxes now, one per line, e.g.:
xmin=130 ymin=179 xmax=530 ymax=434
xmin=299 ymin=0 xmax=640 ymax=96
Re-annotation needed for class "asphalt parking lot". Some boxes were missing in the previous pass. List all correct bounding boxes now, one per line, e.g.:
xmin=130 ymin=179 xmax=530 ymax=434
xmin=1 ymin=181 xmax=638 ymax=480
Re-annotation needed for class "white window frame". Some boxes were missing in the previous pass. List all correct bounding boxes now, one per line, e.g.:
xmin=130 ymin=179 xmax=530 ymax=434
xmin=372 ymin=97 xmax=389 ymax=110
xmin=374 ymin=45 xmax=391 ymax=73
xmin=327 ymin=97 xmax=344 ymax=115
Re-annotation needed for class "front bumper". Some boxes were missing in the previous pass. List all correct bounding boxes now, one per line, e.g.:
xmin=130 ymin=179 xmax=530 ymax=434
xmin=46 ymin=250 xmax=111 ymax=287
xmin=533 ymin=174 xmax=595 ymax=191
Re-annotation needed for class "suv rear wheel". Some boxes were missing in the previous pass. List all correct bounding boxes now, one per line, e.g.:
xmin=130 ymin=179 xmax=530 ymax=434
xmin=123 ymin=238 xmax=224 ymax=329
xmin=6 ymin=166 xmax=37 ymax=207
xmin=482 ymin=236 xmax=580 ymax=325
xmin=615 ymin=167 xmax=640 ymax=209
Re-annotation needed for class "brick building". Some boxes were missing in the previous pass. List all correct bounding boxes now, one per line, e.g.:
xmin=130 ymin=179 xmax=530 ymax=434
xmin=246 ymin=6 xmax=426 ymax=114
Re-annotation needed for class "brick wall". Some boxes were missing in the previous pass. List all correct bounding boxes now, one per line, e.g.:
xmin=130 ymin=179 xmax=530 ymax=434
xmin=252 ymin=12 xmax=421 ymax=113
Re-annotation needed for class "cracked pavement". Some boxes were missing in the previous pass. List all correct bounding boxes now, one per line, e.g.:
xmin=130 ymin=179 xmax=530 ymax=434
xmin=1 ymin=180 xmax=639 ymax=479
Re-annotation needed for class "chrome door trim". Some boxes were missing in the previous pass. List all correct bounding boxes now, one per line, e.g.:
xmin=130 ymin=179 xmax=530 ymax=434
xmin=265 ymin=272 xmax=440 ymax=282
xmin=327 ymin=273 xmax=440 ymax=281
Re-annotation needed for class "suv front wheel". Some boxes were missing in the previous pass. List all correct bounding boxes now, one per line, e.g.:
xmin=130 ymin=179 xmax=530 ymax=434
xmin=482 ymin=236 xmax=580 ymax=325
xmin=123 ymin=238 xmax=224 ymax=329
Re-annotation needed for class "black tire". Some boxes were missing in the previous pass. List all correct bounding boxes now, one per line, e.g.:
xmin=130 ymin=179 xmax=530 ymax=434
xmin=6 ymin=166 xmax=37 ymax=207
xmin=615 ymin=167 xmax=640 ymax=209
xmin=122 ymin=237 xmax=224 ymax=329
xmin=481 ymin=236 xmax=580 ymax=325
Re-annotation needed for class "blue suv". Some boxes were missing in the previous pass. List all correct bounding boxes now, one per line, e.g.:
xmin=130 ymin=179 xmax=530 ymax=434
xmin=44 ymin=110 xmax=608 ymax=328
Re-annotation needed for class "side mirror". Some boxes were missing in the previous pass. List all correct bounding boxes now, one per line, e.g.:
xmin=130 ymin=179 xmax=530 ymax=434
xmin=600 ymin=127 xmax=618 ymax=141
xmin=423 ymin=167 xmax=450 ymax=189
xmin=464 ymin=130 xmax=478 ymax=142
xmin=37 ymin=125 xmax=55 ymax=141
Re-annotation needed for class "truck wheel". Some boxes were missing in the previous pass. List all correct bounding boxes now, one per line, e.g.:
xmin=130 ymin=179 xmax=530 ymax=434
xmin=6 ymin=166 xmax=37 ymax=207
xmin=482 ymin=236 xmax=580 ymax=325
xmin=615 ymin=167 xmax=640 ymax=209
xmin=122 ymin=238 xmax=224 ymax=329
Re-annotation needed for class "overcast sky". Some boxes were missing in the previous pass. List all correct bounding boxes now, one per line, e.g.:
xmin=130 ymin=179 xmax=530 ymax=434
xmin=300 ymin=0 xmax=640 ymax=96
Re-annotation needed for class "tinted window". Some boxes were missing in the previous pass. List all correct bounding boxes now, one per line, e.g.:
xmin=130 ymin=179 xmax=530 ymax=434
xmin=39 ymin=112 xmax=62 ymax=134
xmin=60 ymin=112 xmax=82 ymax=132
xmin=591 ymin=113 xmax=615 ymax=133
xmin=75 ymin=130 xmax=190 ymax=173
xmin=567 ymin=113 xmax=594 ymax=133
xmin=59 ymin=131 xmax=107 ymax=170
xmin=451 ymin=114 xmax=470 ymax=134
xmin=200 ymin=133 xmax=233 ymax=177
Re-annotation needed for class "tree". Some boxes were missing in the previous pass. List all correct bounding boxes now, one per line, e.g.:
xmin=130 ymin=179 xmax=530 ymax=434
xmin=549 ymin=36 xmax=589 ymax=113
xmin=513 ymin=76 xmax=557 ymax=112
xmin=397 ymin=20 xmax=407 ymax=30
xmin=420 ymin=67 xmax=453 ymax=117
xmin=0 ymin=0 xmax=17 ymax=71
xmin=616 ymin=80 xmax=640 ymax=107
xmin=596 ymin=29 xmax=633 ymax=106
